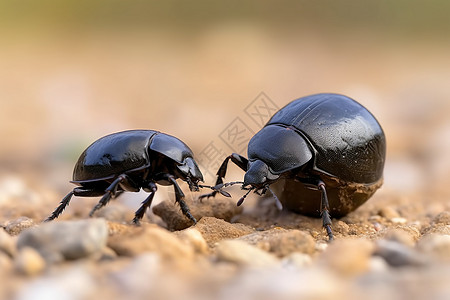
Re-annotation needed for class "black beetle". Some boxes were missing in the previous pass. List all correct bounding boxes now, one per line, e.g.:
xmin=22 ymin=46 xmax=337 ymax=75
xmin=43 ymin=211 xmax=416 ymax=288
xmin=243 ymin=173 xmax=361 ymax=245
xmin=45 ymin=130 xmax=204 ymax=224
xmin=201 ymin=93 xmax=386 ymax=240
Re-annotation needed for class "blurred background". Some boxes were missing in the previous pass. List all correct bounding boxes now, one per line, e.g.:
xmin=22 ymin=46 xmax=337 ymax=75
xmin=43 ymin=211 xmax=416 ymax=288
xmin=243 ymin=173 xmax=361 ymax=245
xmin=1 ymin=0 xmax=450 ymax=214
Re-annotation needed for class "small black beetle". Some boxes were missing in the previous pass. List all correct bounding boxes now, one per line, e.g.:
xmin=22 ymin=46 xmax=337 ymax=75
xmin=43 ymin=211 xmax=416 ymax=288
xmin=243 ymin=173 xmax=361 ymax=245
xmin=201 ymin=93 xmax=386 ymax=240
xmin=45 ymin=130 xmax=203 ymax=224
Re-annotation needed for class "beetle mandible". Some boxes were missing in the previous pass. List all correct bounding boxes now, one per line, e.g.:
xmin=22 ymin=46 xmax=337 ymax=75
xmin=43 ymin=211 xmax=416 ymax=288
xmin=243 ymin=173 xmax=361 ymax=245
xmin=201 ymin=93 xmax=386 ymax=240
xmin=45 ymin=130 xmax=204 ymax=225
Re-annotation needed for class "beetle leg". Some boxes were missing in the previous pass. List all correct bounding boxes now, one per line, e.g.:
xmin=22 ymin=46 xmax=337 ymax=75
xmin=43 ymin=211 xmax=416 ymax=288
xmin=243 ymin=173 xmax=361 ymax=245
xmin=317 ymin=181 xmax=334 ymax=241
xmin=267 ymin=186 xmax=283 ymax=210
xmin=132 ymin=182 xmax=157 ymax=225
xmin=296 ymin=178 xmax=334 ymax=241
xmin=89 ymin=174 xmax=128 ymax=217
xmin=114 ymin=190 xmax=124 ymax=199
xmin=44 ymin=187 xmax=104 ymax=222
xmin=165 ymin=174 xmax=197 ymax=224
xmin=199 ymin=153 xmax=249 ymax=200
xmin=44 ymin=191 xmax=75 ymax=222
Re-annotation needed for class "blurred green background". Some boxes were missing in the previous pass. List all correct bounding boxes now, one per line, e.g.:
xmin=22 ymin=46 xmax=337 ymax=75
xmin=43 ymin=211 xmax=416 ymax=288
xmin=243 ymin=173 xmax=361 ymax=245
xmin=1 ymin=1 xmax=450 ymax=200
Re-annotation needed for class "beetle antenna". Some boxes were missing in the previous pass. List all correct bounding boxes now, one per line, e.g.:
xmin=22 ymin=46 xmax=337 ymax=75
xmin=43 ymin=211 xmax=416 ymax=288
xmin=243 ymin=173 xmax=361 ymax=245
xmin=199 ymin=181 xmax=246 ymax=198
xmin=267 ymin=186 xmax=283 ymax=210
xmin=224 ymin=181 xmax=245 ymax=187
xmin=237 ymin=188 xmax=253 ymax=206
xmin=199 ymin=181 xmax=244 ymax=190
xmin=198 ymin=184 xmax=214 ymax=189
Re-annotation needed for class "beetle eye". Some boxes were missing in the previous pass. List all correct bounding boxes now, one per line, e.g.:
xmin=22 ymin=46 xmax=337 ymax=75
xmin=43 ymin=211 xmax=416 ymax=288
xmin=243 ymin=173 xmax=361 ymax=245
xmin=176 ymin=163 xmax=189 ymax=175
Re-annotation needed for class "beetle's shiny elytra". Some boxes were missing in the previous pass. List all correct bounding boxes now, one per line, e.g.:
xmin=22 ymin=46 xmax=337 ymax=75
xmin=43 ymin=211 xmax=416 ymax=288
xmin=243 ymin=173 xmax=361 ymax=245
xmin=200 ymin=93 xmax=386 ymax=241
xmin=45 ymin=130 xmax=203 ymax=224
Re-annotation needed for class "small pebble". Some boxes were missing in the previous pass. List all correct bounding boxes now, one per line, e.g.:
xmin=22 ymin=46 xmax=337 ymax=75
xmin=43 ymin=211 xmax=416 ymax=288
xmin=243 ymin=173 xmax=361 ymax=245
xmin=15 ymin=265 xmax=96 ymax=300
xmin=318 ymin=238 xmax=374 ymax=276
xmin=369 ymin=215 xmax=382 ymax=222
xmin=17 ymin=218 xmax=108 ymax=263
xmin=0 ymin=228 xmax=16 ymax=257
xmin=315 ymin=241 xmax=328 ymax=252
xmin=374 ymin=239 xmax=429 ymax=267
xmin=0 ymin=176 xmax=41 ymax=206
xmin=107 ymin=221 xmax=137 ymax=236
xmin=108 ymin=225 xmax=195 ymax=262
xmin=15 ymin=247 xmax=46 ymax=276
xmin=237 ymin=228 xmax=315 ymax=257
xmin=383 ymin=227 xmax=418 ymax=247
xmin=99 ymin=246 xmax=118 ymax=261
xmin=5 ymin=217 xmax=35 ymax=236
xmin=94 ymin=204 xmax=134 ymax=223
xmin=175 ymin=228 xmax=209 ymax=254
xmin=111 ymin=253 xmax=161 ymax=296
xmin=379 ymin=207 xmax=400 ymax=219
xmin=432 ymin=211 xmax=450 ymax=225
xmin=373 ymin=222 xmax=383 ymax=232
xmin=416 ymin=234 xmax=450 ymax=262
xmin=280 ymin=252 xmax=312 ymax=269
xmin=421 ymin=224 xmax=450 ymax=235
xmin=219 ymin=266 xmax=346 ymax=300
xmin=0 ymin=251 xmax=13 ymax=273
xmin=268 ymin=230 xmax=315 ymax=256
xmin=368 ymin=256 xmax=390 ymax=273
xmin=390 ymin=217 xmax=407 ymax=224
xmin=216 ymin=239 xmax=279 ymax=268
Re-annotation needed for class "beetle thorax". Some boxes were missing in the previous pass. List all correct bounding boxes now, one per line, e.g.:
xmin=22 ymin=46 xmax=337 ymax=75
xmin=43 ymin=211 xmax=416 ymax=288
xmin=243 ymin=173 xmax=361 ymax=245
xmin=175 ymin=157 xmax=204 ymax=190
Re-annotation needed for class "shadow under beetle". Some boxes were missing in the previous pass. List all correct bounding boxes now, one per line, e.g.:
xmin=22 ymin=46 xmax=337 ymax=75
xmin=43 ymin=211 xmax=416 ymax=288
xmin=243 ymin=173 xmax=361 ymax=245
xmin=201 ymin=93 xmax=386 ymax=241
xmin=45 ymin=130 xmax=204 ymax=225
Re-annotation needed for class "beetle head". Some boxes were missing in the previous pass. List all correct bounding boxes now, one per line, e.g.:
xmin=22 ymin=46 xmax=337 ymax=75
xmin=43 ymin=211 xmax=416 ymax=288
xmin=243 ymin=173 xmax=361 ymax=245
xmin=226 ymin=160 xmax=281 ymax=209
xmin=239 ymin=125 xmax=313 ymax=207
xmin=244 ymin=159 xmax=280 ymax=189
xmin=176 ymin=157 xmax=204 ymax=191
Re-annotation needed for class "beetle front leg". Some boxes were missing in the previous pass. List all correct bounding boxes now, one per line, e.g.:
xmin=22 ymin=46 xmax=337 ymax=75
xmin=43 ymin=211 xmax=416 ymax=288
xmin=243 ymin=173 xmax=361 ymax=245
xmin=44 ymin=187 xmax=104 ymax=222
xmin=199 ymin=153 xmax=248 ymax=200
xmin=44 ymin=191 xmax=75 ymax=222
xmin=164 ymin=174 xmax=197 ymax=224
xmin=132 ymin=182 xmax=157 ymax=225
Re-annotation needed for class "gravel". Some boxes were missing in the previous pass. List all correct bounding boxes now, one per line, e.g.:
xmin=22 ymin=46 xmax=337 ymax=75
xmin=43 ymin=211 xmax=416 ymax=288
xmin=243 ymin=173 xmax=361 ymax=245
xmin=0 ymin=177 xmax=449 ymax=300
xmin=16 ymin=218 xmax=108 ymax=263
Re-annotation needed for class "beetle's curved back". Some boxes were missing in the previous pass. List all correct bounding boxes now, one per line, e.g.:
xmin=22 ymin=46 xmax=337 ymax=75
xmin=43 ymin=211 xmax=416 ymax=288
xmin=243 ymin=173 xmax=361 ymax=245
xmin=149 ymin=133 xmax=195 ymax=164
xmin=267 ymin=94 xmax=386 ymax=183
xmin=73 ymin=130 xmax=158 ymax=182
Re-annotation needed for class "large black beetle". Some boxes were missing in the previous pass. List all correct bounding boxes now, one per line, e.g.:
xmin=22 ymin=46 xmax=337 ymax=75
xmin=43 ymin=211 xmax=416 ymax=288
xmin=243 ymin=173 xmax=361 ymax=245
xmin=45 ymin=130 xmax=203 ymax=224
xmin=201 ymin=93 xmax=386 ymax=240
